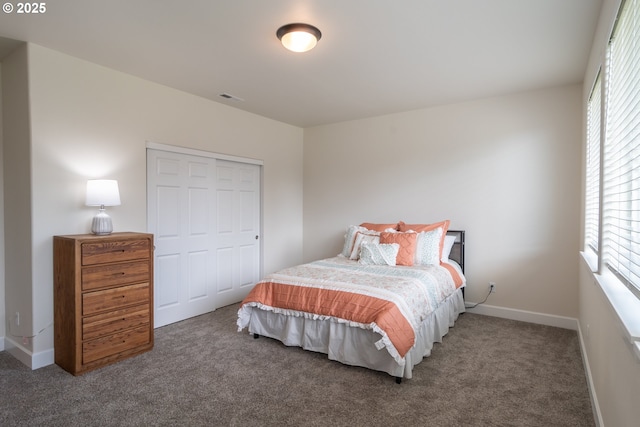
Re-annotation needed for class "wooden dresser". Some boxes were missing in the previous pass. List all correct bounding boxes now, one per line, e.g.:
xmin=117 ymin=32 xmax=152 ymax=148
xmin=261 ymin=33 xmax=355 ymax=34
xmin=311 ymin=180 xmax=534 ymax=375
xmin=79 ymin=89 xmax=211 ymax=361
xmin=53 ymin=232 xmax=154 ymax=375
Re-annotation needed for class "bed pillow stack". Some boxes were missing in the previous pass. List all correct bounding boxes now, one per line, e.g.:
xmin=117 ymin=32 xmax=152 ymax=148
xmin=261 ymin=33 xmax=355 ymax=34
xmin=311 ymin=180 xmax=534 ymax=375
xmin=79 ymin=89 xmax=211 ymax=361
xmin=340 ymin=220 xmax=452 ymax=266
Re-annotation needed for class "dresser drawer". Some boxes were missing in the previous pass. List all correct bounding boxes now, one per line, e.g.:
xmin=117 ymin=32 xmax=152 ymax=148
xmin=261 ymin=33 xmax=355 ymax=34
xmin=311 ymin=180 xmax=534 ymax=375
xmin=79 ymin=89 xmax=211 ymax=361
xmin=82 ymin=325 xmax=151 ymax=364
xmin=82 ymin=239 xmax=150 ymax=266
xmin=82 ymin=282 xmax=150 ymax=316
xmin=83 ymin=303 xmax=150 ymax=340
xmin=81 ymin=261 xmax=150 ymax=291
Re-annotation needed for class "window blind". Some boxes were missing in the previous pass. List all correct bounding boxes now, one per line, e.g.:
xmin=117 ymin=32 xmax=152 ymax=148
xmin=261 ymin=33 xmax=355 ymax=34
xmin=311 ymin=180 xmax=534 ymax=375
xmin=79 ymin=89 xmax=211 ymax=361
xmin=603 ymin=0 xmax=640 ymax=296
xmin=585 ymin=74 xmax=601 ymax=254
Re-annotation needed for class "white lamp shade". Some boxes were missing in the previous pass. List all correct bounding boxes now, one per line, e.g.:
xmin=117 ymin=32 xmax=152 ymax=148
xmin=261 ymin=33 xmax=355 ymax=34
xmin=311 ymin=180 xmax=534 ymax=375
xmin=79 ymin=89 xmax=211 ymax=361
xmin=86 ymin=180 xmax=121 ymax=207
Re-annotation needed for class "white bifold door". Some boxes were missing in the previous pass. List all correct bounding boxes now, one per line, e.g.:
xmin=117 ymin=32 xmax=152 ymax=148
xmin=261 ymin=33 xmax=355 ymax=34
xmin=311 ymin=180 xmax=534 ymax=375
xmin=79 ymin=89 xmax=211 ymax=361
xmin=147 ymin=149 xmax=261 ymax=328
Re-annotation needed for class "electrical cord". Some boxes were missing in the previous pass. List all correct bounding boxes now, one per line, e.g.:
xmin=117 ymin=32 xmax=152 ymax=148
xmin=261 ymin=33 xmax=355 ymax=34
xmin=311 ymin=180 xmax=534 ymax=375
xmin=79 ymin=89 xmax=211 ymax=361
xmin=7 ymin=318 xmax=53 ymax=342
xmin=464 ymin=286 xmax=493 ymax=309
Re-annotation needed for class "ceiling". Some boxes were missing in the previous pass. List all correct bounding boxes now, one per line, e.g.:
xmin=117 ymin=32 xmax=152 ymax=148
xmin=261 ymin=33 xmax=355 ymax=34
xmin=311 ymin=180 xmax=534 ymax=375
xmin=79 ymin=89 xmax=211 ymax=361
xmin=0 ymin=0 xmax=602 ymax=128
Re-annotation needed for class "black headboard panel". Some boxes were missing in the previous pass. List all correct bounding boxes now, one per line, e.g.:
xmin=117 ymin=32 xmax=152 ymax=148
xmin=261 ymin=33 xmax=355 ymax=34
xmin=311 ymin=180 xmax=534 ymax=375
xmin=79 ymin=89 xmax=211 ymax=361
xmin=446 ymin=230 xmax=465 ymax=273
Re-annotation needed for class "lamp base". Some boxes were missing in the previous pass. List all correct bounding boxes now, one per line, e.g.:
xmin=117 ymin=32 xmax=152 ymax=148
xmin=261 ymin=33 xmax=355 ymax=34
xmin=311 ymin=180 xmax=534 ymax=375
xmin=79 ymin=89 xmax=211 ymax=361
xmin=91 ymin=208 xmax=113 ymax=235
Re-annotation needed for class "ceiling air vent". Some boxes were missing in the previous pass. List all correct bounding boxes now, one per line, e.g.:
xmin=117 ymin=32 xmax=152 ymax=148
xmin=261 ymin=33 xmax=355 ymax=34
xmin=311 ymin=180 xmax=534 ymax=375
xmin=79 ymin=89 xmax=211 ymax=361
xmin=219 ymin=93 xmax=244 ymax=102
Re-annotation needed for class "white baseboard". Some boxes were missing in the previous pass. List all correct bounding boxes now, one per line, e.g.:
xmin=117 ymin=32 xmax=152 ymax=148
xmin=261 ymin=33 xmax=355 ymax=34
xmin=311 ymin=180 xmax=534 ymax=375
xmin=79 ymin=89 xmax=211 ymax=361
xmin=3 ymin=336 xmax=55 ymax=370
xmin=577 ymin=323 xmax=604 ymax=427
xmin=464 ymin=303 xmax=579 ymax=330
xmin=32 ymin=348 xmax=55 ymax=369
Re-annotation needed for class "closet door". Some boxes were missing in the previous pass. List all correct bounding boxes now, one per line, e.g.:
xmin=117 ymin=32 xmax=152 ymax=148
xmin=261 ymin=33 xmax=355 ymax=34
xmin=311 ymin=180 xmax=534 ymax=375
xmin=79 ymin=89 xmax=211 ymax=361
xmin=147 ymin=149 xmax=261 ymax=328
xmin=214 ymin=160 xmax=261 ymax=307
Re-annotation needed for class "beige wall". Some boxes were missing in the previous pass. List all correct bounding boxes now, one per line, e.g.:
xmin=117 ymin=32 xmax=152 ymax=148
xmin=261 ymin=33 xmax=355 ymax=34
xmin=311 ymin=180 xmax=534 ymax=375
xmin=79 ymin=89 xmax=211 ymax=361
xmin=579 ymin=259 xmax=640 ymax=425
xmin=304 ymin=84 xmax=582 ymax=318
xmin=4 ymin=43 xmax=304 ymax=359
xmin=578 ymin=0 xmax=640 ymax=425
xmin=1 ymin=44 xmax=32 ymax=353
xmin=0 ymin=62 xmax=4 ymax=342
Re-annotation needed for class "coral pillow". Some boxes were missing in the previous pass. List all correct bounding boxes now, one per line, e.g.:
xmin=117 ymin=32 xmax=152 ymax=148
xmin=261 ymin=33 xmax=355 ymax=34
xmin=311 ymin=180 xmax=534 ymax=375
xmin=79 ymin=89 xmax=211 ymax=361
xmin=360 ymin=222 xmax=399 ymax=232
xmin=379 ymin=232 xmax=417 ymax=266
xmin=398 ymin=220 xmax=450 ymax=259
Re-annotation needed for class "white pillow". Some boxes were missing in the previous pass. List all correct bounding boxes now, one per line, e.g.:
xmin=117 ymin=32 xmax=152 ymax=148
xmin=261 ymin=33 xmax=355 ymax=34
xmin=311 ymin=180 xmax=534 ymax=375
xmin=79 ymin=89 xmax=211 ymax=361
xmin=340 ymin=225 xmax=367 ymax=257
xmin=349 ymin=230 xmax=380 ymax=260
xmin=359 ymin=243 xmax=399 ymax=266
xmin=414 ymin=227 xmax=443 ymax=265
xmin=441 ymin=235 xmax=457 ymax=261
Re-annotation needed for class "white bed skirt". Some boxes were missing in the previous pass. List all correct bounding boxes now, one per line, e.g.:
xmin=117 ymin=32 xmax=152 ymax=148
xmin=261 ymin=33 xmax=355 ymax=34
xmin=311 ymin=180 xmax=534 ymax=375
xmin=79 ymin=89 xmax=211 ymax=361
xmin=246 ymin=288 xmax=466 ymax=379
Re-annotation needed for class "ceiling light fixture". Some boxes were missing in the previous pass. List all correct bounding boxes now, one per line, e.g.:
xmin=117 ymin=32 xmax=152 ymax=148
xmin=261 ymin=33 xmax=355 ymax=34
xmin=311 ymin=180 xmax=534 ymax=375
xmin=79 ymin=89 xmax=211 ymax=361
xmin=276 ymin=23 xmax=322 ymax=53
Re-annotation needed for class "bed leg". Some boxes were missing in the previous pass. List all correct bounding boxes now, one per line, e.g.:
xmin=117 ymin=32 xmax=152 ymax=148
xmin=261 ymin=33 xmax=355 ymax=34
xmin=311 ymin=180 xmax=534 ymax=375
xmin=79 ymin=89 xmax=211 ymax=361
xmin=395 ymin=377 xmax=402 ymax=384
xmin=253 ymin=333 xmax=260 ymax=339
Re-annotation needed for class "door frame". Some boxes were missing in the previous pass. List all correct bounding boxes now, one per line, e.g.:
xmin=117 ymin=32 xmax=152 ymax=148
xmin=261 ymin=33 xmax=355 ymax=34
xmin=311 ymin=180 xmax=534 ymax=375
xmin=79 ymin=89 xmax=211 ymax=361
xmin=146 ymin=142 xmax=264 ymax=167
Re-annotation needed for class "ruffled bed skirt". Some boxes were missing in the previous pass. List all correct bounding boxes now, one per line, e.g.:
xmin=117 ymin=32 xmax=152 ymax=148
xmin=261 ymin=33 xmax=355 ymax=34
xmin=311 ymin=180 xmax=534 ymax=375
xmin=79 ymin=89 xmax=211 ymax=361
xmin=244 ymin=288 xmax=465 ymax=379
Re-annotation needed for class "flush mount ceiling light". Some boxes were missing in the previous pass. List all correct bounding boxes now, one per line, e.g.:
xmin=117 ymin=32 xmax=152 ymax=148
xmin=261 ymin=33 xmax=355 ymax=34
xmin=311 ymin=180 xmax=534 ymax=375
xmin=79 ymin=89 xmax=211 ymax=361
xmin=276 ymin=23 xmax=322 ymax=52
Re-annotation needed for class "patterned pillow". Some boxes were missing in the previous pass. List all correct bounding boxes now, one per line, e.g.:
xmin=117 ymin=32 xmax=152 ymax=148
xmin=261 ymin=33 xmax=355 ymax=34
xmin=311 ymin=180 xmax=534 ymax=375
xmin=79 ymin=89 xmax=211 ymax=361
xmin=414 ymin=227 xmax=443 ymax=265
xmin=398 ymin=220 xmax=450 ymax=259
xmin=379 ymin=231 xmax=417 ymax=266
xmin=359 ymin=243 xmax=400 ymax=266
xmin=349 ymin=230 xmax=381 ymax=260
xmin=341 ymin=225 xmax=368 ymax=257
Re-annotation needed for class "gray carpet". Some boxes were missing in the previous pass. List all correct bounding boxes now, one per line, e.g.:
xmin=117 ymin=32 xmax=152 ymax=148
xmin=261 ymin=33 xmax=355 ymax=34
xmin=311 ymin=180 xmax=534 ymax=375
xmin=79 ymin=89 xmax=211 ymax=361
xmin=0 ymin=304 xmax=594 ymax=426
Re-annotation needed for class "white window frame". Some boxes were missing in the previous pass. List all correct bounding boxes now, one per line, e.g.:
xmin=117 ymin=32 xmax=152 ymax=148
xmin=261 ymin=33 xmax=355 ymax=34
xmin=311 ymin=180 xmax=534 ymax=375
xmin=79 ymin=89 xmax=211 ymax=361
xmin=601 ymin=0 xmax=640 ymax=300
xmin=585 ymin=72 xmax=601 ymax=256
xmin=583 ymin=0 xmax=640 ymax=355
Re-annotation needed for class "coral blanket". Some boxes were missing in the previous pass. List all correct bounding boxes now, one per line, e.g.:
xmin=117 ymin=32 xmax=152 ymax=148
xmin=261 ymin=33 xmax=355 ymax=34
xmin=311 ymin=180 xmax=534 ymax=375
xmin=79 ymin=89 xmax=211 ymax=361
xmin=237 ymin=257 xmax=463 ymax=362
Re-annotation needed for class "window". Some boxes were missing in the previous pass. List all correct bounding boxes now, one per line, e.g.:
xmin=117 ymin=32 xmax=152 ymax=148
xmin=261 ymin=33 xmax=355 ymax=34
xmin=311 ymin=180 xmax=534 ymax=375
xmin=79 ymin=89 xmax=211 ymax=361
xmin=585 ymin=0 xmax=640 ymax=299
xmin=585 ymin=74 xmax=601 ymax=255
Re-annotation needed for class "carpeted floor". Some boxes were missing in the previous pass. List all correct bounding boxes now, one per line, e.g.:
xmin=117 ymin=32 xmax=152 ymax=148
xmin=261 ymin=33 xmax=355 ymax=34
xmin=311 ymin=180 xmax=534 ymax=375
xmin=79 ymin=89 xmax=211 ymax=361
xmin=0 ymin=304 xmax=594 ymax=426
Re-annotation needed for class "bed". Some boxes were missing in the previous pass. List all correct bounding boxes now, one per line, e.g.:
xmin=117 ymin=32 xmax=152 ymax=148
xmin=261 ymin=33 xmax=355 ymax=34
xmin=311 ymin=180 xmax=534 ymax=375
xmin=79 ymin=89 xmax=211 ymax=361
xmin=237 ymin=221 xmax=466 ymax=383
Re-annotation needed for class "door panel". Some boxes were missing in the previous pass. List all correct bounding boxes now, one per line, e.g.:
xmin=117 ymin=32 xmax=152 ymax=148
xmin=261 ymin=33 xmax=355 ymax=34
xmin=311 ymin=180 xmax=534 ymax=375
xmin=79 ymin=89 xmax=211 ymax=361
xmin=157 ymin=186 xmax=180 ymax=237
xmin=155 ymin=253 xmax=179 ymax=308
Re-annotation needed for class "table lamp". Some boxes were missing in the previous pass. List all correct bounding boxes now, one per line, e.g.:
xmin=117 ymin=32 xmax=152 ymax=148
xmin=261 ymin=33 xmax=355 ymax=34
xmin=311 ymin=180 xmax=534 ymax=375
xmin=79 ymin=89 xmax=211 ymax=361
xmin=86 ymin=179 xmax=121 ymax=235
